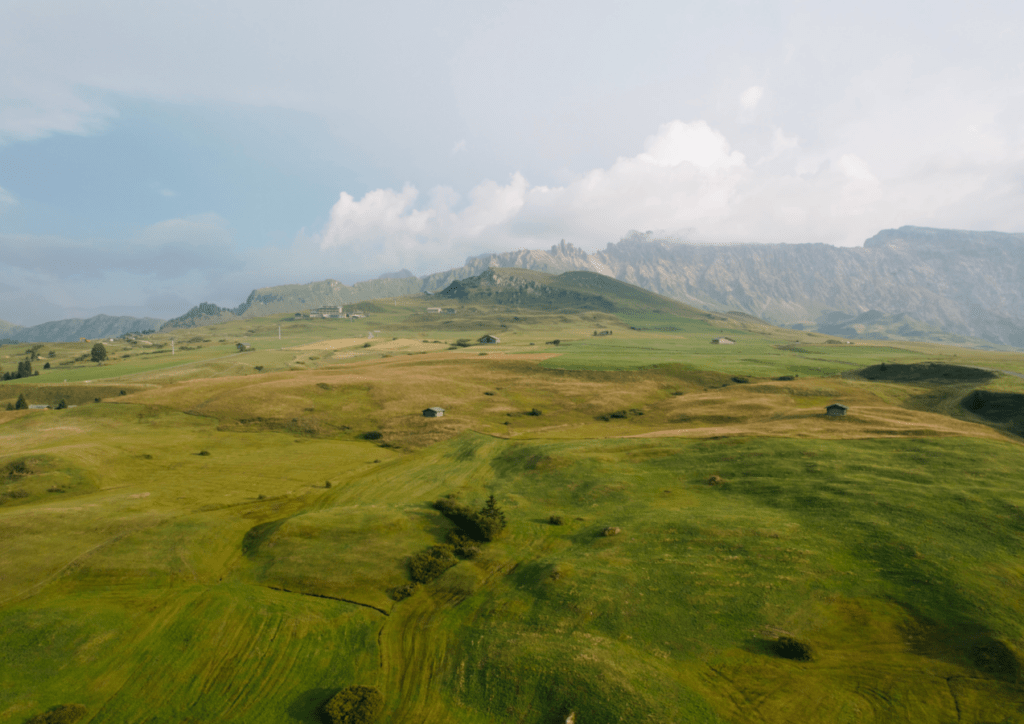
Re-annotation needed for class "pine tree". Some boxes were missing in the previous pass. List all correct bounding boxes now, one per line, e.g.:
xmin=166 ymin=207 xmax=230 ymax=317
xmin=15 ymin=393 xmax=28 ymax=410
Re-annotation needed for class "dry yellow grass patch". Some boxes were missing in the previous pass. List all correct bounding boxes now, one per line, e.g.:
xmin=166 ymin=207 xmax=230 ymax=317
xmin=288 ymin=337 xmax=451 ymax=356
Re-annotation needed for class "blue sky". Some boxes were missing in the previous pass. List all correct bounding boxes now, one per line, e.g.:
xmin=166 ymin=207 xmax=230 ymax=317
xmin=1 ymin=0 xmax=1023 ymax=325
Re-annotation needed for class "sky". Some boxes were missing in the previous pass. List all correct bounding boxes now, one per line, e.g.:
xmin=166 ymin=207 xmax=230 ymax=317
xmin=1 ymin=0 xmax=1023 ymax=325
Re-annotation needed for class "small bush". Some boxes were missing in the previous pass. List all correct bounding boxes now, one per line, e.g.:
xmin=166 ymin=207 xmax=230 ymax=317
xmin=390 ymin=583 xmax=417 ymax=601
xmin=434 ymin=494 xmax=507 ymax=542
xmin=549 ymin=515 xmax=564 ymax=525
xmin=361 ymin=431 xmax=383 ymax=440
xmin=325 ymin=481 xmax=332 ymax=489
xmin=4 ymin=489 xmax=30 ymax=499
xmin=731 ymin=376 xmax=749 ymax=383
xmin=43 ymin=362 xmax=51 ymax=369
xmin=602 ymin=526 xmax=621 ymax=536
xmin=409 ymin=545 xmax=458 ymax=583
xmin=119 ymin=389 xmax=127 ymax=395
xmin=55 ymin=399 xmax=67 ymax=410
xmin=446 ymin=531 xmax=480 ymax=558
xmin=773 ymin=636 xmax=812 ymax=661
xmin=47 ymin=486 xmax=66 ymax=493
xmin=25 ymin=704 xmax=88 ymax=724
xmin=198 ymin=450 xmax=211 ymax=456
xmin=322 ymin=686 xmax=384 ymax=724
xmin=526 ymin=408 xmax=542 ymax=416
xmin=454 ymin=339 xmax=471 ymax=347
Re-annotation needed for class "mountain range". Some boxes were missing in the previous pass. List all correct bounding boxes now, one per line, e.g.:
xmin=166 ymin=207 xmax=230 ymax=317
xmin=0 ymin=314 xmax=163 ymax=344
xmin=4 ymin=226 xmax=1022 ymax=348
xmin=161 ymin=226 xmax=1024 ymax=348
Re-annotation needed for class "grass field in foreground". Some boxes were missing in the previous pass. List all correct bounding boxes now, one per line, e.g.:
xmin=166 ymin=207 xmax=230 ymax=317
xmin=2 ymin=298 xmax=1024 ymax=723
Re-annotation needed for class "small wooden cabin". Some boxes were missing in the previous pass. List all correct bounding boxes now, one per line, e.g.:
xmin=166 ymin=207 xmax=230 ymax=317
xmin=478 ymin=335 xmax=500 ymax=344
xmin=712 ymin=337 xmax=736 ymax=344
xmin=423 ymin=407 xmax=445 ymax=418
xmin=825 ymin=403 xmax=848 ymax=416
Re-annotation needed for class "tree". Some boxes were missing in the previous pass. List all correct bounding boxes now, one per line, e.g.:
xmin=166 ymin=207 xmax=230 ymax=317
xmin=322 ymin=686 xmax=383 ymax=724
xmin=91 ymin=343 xmax=107 ymax=363
xmin=15 ymin=393 xmax=28 ymax=410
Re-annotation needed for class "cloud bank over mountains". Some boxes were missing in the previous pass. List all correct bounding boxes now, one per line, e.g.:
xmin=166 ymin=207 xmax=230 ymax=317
xmin=316 ymin=112 xmax=1024 ymax=280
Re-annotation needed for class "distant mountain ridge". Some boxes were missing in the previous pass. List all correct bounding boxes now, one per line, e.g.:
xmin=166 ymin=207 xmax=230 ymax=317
xmin=159 ymin=226 xmax=1024 ymax=348
xmin=0 ymin=314 xmax=164 ymax=344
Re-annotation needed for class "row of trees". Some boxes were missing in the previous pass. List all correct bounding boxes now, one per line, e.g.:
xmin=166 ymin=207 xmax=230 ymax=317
xmin=1 ymin=360 xmax=37 ymax=380
xmin=1 ymin=343 xmax=106 ymax=382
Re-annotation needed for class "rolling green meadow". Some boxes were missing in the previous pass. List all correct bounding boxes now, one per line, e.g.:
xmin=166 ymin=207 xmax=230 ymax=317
xmin=2 ymin=271 xmax=1024 ymax=723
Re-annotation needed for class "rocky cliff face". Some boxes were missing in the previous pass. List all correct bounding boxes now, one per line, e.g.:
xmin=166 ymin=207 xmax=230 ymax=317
xmin=162 ymin=226 xmax=1024 ymax=348
xmin=464 ymin=227 xmax=1024 ymax=347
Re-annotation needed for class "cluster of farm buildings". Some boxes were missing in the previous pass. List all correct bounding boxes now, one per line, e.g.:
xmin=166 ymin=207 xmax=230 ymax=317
xmin=297 ymin=306 xmax=366 ymax=319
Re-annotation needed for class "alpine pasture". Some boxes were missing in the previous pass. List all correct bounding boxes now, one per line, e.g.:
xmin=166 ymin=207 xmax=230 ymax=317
xmin=2 ymin=271 xmax=1024 ymax=723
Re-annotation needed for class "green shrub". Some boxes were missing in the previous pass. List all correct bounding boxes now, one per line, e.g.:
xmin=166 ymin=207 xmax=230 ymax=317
xmin=198 ymin=450 xmax=211 ymax=456
xmin=322 ymin=686 xmax=383 ymax=724
xmin=549 ymin=515 xmax=564 ymax=525
xmin=409 ymin=545 xmax=458 ymax=583
xmin=361 ymin=431 xmax=383 ymax=440
xmin=15 ymin=393 xmax=27 ymax=410
xmin=25 ymin=703 xmax=87 ymax=724
xmin=773 ymin=636 xmax=812 ymax=661
xmin=56 ymin=399 xmax=67 ymax=410
xmin=446 ymin=531 xmax=480 ymax=558
xmin=434 ymin=494 xmax=507 ymax=542
xmin=389 ymin=583 xmax=417 ymax=601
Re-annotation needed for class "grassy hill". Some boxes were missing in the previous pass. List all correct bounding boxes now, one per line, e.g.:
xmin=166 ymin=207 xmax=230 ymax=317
xmin=2 ymin=271 xmax=1024 ymax=723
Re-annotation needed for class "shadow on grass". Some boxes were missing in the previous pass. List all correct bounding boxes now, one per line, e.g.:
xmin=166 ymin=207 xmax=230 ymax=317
xmin=286 ymin=687 xmax=334 ymax=723
xmin=241 ymin=518 xmax=290 ymax=557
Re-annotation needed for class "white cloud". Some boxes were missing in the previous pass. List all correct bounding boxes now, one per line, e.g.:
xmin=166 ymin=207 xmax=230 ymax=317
xmin=312 ymin=113 xmax=1024 ymax=277
xmin=452 ymin=139 xmax=467 ymax=154
xmin=637 ymin=121 xmax=744 ymax=169
xmin=739 ymin=86 xmax=764 ymax=111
